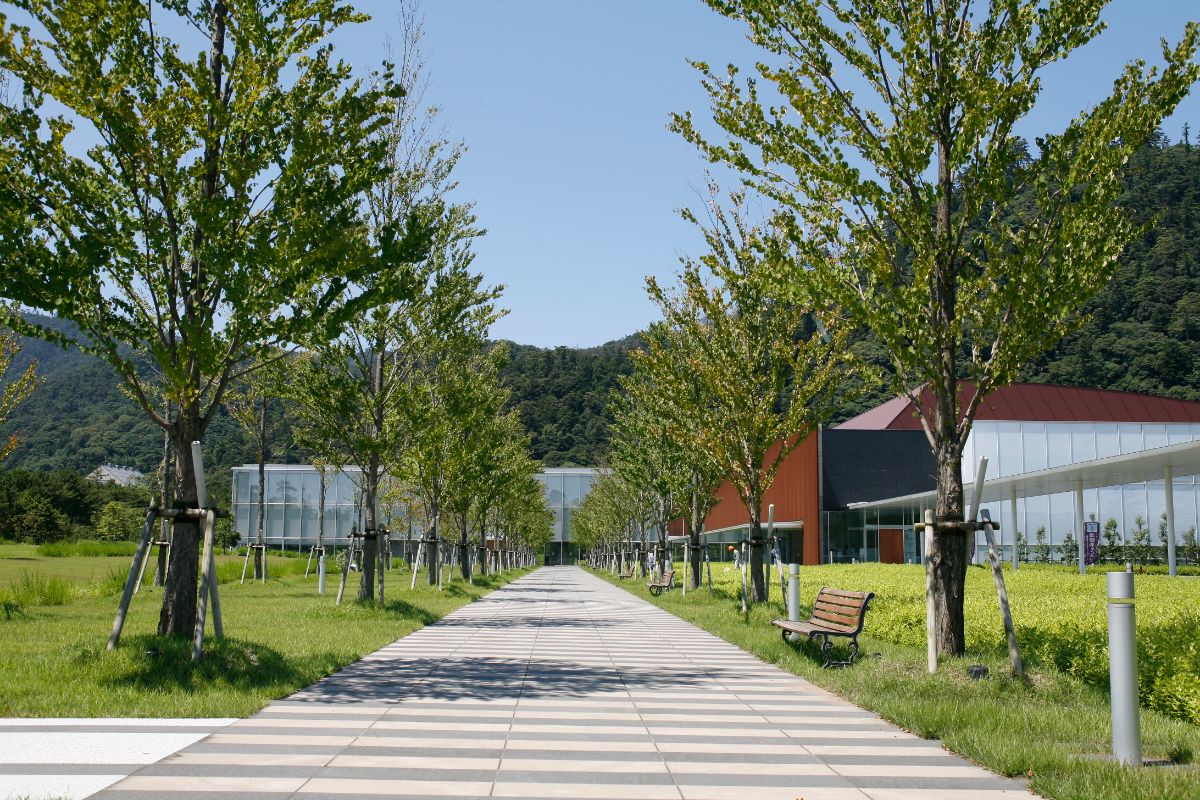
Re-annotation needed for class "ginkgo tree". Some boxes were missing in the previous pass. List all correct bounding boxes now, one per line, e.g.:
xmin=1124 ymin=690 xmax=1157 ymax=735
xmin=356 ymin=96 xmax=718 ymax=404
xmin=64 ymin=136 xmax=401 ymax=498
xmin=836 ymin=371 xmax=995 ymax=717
xmin=574 ymin=467 xmax=654 ymax=576
xmin=0 ymin=1 xmax=432 ymax=636
xmin=224 ymin=359 xmax=286 ymax=582
xmin=282 ymin=1 xmax=487 ymax=605
xmin=618 ymin=322 xmax=724 ymax=589
xmin=572 ymin=469 xmax=642 ymax=574
xmin=404 ymin=300 xmax=502 ymax=584
xmin=608 ymin=387 xmax=680 ymax=580
xmin=0 ymin=318 xmax=39 ymax=465
xmin=440 ymin=348 xmax=517 ymax=581
xmin=646 ymin=189 xmax=856 ymax=602
xmin=675 ymin=0 xmax=1199 ymax=654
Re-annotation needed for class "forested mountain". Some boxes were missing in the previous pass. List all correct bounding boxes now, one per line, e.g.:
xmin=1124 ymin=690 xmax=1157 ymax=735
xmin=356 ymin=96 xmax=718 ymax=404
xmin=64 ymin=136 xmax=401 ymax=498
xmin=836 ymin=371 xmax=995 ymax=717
xmin=3 ymin=136 xmax=1200 ymax=478
xmin=497 ymin=334 xmax=640 ymax=467
xmin=1023 ymin=132 xmax=1200 ymax=397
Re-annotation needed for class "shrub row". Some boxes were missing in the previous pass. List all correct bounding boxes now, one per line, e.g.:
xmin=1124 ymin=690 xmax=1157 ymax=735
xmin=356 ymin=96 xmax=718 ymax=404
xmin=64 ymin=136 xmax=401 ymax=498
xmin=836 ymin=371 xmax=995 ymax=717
xmin=700 ymin=561 xmax=1200 ymax=726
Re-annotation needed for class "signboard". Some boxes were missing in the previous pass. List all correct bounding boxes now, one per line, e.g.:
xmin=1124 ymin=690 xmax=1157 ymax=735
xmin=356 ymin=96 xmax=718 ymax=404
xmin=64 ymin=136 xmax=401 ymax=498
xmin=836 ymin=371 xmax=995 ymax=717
xmin=1084 ymin=521 xmax=1101 ymax=566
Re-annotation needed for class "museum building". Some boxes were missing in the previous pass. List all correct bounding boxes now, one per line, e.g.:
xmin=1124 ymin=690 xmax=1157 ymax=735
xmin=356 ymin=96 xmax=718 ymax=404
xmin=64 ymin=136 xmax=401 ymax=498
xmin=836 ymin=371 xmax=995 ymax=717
xmin=690 ymin=383 xmax=1200 ymax=566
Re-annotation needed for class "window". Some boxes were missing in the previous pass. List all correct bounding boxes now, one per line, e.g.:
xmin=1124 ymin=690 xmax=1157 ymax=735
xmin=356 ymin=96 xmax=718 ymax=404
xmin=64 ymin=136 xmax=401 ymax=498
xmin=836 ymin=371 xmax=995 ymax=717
xmin=1049 ymin=492 xmax=1073 ymax=560
xmin=1119 ymin=424 xmax=1144 ymax=455
xmin=1122 ymin=485 xmax=1147 ymax=540
xmin=235 ymin=504 xmax=251 ymax=542
xmin=235 ymin=471 xmax=252 ymax=503
xmin=285 ymin=504 xmax=302 ymax=550
xmin=323 ymin=505 xmax=338 ymax=542
xmin=1071 ymin=424 xmax=1096 ymax=464
xmin=1167 ymin=424 xmax=1192 ymax=446
xmin=1046 ymin=424 xmax=1071 ymax=469
xmin=1022 ymin=422 xmax=1047 ymax=473
xmin=266 ymin=504 xmax=285 ymax=539
xmin=967 ymin=425 xmax=999 ymax=481
xmin=1096 ymin=424 xmax=1119 ymax=459
xmin=565 ymin=475 xmax=587 ymax=506
xmin=1097 ymin=487 xmax=1123 ymax=538
xmin=302 ymin=503 xmax=318 ymax=541
xmin=266 ymin=470 xmax=287 ymax=503
xmin=997 ymin=422 xmax=1022 ymax=477
xmin=544 ymin=475 xmax=564 ymax=507
xmin=300 ymin=472 xmax=319 ymax=505
xmin=1143 ymin=425 xmax=1167 ymax=451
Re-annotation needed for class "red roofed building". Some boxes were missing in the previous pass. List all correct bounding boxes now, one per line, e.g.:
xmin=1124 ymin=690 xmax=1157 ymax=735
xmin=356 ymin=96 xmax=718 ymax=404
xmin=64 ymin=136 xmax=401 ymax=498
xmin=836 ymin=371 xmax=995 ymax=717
xmin=687 ymin=384 xmax=1200 ymax=567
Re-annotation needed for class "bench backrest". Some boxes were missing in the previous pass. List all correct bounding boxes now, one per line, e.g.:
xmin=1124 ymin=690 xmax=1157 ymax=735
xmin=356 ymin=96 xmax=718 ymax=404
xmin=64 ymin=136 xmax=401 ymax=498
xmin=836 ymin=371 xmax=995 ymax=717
xmin=812 ymin=587 xmax=874 ymax=634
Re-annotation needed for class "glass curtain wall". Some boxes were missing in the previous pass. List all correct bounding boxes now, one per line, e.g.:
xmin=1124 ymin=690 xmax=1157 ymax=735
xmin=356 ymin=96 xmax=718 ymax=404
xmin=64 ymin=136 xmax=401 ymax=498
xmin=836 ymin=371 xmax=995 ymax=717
xmin=964 ymin=421 xmax=1200 ymax=563
xmin=231 ymin=465 xmax=364 ymax=551
xmin=535 ymin=469 xmax=600 ymax=565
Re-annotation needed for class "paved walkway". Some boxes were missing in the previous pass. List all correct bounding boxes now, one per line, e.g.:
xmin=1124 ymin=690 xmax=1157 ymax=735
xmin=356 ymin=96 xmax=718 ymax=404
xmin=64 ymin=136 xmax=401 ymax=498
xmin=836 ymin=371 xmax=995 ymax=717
xmin=88 ymin=567 xmax=1034 ymax=799
xmin=0 ymin=718 xmax=233 ymax=800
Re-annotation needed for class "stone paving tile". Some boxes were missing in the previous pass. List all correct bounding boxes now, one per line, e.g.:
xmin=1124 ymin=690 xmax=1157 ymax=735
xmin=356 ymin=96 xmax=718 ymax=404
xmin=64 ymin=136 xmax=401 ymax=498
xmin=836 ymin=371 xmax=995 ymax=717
xmin=85 ymin=566 xmax=1036 ymax=799
xmin=0 ymin=718 xmax=234 ymax=800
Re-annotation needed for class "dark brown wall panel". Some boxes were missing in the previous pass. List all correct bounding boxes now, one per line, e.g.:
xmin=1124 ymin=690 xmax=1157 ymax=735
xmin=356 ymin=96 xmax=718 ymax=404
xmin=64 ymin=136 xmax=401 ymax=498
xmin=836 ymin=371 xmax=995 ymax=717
xmin=702 ymin=434 xmax=821 ymax=565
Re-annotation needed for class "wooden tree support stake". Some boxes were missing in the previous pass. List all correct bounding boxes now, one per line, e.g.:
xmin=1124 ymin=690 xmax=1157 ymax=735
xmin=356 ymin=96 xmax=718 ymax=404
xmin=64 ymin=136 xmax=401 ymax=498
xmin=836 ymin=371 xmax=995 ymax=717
xmin=410 ymin=539 xmax=425 ymax=591
xmin=191 ymin=440 xmax=224 ymax=662
xmin=107 ymin=499 xmax=160 ymax=650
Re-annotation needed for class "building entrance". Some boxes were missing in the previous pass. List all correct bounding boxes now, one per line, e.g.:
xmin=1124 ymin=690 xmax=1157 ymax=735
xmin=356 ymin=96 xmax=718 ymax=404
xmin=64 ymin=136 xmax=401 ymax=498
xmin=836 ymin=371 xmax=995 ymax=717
xmin=879 ymin=528 xmax=904 ymax=563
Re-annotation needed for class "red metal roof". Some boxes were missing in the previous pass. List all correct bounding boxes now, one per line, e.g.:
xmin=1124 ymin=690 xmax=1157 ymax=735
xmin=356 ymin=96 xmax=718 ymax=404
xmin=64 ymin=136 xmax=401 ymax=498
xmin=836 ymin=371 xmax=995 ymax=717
xmin=837 ymin=383 xmax=1200 ymax=430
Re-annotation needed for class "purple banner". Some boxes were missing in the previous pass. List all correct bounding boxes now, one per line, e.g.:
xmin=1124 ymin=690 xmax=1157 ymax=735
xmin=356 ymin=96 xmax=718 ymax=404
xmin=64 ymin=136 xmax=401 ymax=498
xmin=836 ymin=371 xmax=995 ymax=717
xmin=1084 ymin=521 xmax=1101 ymax=566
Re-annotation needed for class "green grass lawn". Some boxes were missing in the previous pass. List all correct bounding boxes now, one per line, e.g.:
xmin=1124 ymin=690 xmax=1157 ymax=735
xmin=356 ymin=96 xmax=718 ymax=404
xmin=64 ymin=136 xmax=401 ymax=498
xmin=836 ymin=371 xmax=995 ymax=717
xmin=0 ymin=541 xmax=259 ymax=587
xmin=0 ymin=559 xmax=531 ymax=718
xmin=0 ymin=542 xmax=143 ymax=586
xmin=595 ymin=563 xmax=1200 ymax=800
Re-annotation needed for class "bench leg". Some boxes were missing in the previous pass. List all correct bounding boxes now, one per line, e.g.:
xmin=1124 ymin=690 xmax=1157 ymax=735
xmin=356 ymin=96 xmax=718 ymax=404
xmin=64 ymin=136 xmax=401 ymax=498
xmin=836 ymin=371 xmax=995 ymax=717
xmin=822 ymin=637 xmax=860 ymax=669
xmin=815 ymin=634 xmax=834 ymax=668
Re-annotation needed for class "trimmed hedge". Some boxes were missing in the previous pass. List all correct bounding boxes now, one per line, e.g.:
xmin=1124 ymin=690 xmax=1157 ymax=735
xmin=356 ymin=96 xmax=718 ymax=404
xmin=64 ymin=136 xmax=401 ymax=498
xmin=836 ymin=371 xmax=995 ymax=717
xmin=702 ymin=561 xmax=1200 ymax=726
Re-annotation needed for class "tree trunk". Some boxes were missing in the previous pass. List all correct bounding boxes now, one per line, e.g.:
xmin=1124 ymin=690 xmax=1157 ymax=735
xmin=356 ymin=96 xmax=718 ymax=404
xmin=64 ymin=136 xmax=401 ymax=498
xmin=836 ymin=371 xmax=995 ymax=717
xmin=928 ymin=102 xmax=968 ymax=656
xmin=932 ymin=451 xmax=967 ymax=655
xmin=254 ymin=428 xmax=265 ymax=580
xmin=359 ymin=463 xmax=379 ymax=603
xmin=689 ymin=489 xmax=702 ymax=589
xmin=459 ymin=512 xmax=471 ymax=581
xmin=426 ymin=504 xmax=439 ymax=586
xmin=159 ymin=412 xmax=203 ymax=638
xmin=749 ymin=509 xmax=766 ymax=602
xmin=317 ymin=470 xmax=326 ymax=554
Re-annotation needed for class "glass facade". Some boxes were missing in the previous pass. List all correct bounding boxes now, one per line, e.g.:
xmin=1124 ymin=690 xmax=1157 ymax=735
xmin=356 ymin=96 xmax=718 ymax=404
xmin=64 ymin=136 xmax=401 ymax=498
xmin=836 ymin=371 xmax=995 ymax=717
xmin=965 ymin=421 xmax=1200 ymax=561
xmin=535 ymin=468 xmax=600 ymax=565
xmin=822 ymin=507 xmax=927 ymax=565
xmin=231 ymin=464 xmax=387 ymax=551
xmin=821 ymin=421 xmax=1200 ymax=564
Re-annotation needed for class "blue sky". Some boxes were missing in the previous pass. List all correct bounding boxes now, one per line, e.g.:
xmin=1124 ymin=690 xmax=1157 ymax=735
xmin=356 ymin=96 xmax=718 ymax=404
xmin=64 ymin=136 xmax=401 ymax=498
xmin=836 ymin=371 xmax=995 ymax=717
xmin=328 ymin=1 xmax=1199 ymax=348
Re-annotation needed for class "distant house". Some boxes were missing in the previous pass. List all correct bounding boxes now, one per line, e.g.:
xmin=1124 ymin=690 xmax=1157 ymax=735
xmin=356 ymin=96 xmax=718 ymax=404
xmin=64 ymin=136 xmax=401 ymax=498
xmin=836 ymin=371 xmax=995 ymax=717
xmin=88 ymin=464 xmax=146 ymax=487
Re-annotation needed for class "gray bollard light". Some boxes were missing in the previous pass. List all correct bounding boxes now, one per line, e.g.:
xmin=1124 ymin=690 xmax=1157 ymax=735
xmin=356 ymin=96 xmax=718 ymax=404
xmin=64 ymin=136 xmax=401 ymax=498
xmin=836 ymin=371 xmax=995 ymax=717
xmin=1106 ymin=571 xmax=1141 ymax=766
xmin=787 ymin=562 xmax=800 ymax=623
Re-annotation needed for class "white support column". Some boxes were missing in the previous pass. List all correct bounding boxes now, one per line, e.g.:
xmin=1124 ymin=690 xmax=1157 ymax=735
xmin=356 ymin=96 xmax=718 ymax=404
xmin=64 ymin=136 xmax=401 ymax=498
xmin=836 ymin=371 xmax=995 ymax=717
xmin=1010 ymin=487 xmax=1019 ymax=571
xmin=1075 ymin=479 xmax=1086 ymax=575
xmin=1165 ymin=466 xmax=1177 ymax=577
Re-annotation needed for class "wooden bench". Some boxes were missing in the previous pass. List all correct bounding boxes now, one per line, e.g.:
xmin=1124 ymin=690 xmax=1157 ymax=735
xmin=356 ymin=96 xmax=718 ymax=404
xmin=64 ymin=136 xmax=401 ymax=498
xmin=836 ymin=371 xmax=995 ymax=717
xmin=648 ymin=570 xmax=674 ymax=596
xmin=772 ymin=587 xmax=874 ymax=668
xmin=617 ymin=565 xmax=635 ymax=580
